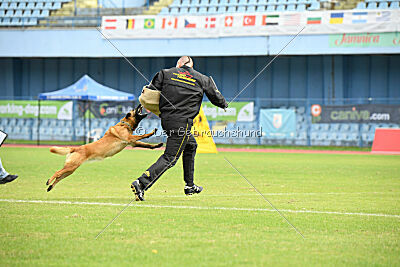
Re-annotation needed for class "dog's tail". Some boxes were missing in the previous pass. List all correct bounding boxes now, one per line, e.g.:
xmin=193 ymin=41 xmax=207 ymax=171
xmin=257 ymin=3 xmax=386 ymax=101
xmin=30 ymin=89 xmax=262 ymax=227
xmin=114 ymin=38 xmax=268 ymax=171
xmin=50 ymin=146 xmax=74 ymax=155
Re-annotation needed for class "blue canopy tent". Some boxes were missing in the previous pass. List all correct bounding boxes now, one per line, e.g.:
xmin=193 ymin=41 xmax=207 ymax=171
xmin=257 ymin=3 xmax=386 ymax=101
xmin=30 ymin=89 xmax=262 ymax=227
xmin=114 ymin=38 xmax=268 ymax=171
xmin=37 ymin=75 xmax=136 ymax=145
xmin=38 ymin=75 xmax=135 ymax=101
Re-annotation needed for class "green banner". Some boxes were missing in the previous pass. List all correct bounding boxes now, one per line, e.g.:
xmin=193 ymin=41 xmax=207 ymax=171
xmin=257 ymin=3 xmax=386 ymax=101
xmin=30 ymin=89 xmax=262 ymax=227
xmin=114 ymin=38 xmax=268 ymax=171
xmin=202 ymin=101 xmax=254 ymax=121
xmin=0 ymin=100 xmax=73 ymax=120
xmin=329 ymin=32 xmax=400 ymax=48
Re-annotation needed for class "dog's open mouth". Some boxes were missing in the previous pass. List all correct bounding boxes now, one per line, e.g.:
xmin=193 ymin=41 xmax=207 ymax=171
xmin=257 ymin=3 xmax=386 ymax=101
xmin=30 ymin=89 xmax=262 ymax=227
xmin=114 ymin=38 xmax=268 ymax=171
xmin=135 ymin=104 xmax=148 ymax=120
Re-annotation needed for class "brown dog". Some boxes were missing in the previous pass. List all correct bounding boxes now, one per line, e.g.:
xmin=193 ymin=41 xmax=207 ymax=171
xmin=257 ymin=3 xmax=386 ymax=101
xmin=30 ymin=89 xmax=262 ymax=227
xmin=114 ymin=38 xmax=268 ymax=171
xmin=46 ymin=104 xmax=162 ymax=192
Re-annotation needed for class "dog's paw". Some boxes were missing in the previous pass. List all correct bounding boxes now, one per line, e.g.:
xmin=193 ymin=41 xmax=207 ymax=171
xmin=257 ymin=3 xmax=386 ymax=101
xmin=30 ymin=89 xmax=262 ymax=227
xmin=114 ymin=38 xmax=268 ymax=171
xmin=47 ymin=185 xmax=53 ymax=192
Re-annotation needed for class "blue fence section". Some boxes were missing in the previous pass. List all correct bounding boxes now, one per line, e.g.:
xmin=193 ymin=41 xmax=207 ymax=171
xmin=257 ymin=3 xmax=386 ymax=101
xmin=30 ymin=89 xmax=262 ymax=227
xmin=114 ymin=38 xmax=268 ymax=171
xmin=1 ymin=55 xmax=399 ymax=101
xmin=1 ymin=98 xmax=399 ymax=147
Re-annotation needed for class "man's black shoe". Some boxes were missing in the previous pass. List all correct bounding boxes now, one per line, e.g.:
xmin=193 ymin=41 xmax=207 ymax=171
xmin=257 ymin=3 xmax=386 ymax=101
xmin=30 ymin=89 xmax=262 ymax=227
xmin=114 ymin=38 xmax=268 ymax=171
xmin=184 ymin=184 xmax=203 ymax=195
xmin=0 ymin=174 xmax=18 ymax=185
xmin=131 ymin=180 xmax=145 ymax=201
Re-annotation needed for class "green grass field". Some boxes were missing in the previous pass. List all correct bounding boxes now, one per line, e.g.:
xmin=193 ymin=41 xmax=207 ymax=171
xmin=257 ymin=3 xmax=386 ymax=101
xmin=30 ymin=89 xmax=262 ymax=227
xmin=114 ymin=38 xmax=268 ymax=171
xmin=0 ymin=147 xmax=399 ymax=266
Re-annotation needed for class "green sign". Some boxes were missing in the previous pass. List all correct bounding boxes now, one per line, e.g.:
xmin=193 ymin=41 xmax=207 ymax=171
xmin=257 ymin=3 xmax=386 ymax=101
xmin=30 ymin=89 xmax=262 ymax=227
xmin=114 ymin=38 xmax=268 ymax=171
xmin=202 ymin=101 xmax=254 ymax=121
xmin=0 ymin=100 xmax=73 ymax=120
xmin=329 ymin=32 xmax=400 ymax=48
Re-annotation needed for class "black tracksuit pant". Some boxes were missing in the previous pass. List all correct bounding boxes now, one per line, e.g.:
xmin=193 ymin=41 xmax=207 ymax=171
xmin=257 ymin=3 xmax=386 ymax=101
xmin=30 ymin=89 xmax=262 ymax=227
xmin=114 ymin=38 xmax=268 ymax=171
xmin=138 ymin=118 xmax=198 ymax=190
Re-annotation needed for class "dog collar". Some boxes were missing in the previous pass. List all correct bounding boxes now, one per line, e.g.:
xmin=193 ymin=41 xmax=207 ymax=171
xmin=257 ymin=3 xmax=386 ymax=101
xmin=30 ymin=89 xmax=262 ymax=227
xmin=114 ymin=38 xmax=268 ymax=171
xmin=120 ymin=120 xmax=134 ymax=132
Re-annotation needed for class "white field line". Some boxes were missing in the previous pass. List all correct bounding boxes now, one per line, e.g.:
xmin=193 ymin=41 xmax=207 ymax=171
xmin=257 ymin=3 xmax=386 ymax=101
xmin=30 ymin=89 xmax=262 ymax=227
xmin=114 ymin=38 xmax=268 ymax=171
xmin=162 ymin=192 xmax=392 ymax=197
xmin=0 ymin=199 xmax=399 ymax=219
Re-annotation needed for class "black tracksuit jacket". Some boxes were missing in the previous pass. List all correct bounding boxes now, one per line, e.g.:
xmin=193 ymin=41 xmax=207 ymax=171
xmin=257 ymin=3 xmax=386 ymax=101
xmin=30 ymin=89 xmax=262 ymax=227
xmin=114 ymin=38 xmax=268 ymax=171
xmin=150 ymin=65 xmax=228 ymax=121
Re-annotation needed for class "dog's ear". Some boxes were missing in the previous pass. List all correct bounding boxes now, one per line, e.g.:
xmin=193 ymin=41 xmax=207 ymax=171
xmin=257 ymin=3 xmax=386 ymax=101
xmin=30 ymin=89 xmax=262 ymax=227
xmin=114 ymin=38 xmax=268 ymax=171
xmin=125 ymin=112 xmax=131 ymax=119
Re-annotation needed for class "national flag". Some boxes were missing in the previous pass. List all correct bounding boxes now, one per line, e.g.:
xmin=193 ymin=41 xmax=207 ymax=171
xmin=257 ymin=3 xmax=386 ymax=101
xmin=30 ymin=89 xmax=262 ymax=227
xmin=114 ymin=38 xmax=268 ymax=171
xmin=205 ymin=17 xmax=216 ymax=28
xmin=144 ymin=18 xmax=155 ymax=29
xmin=243 ymin=15 xmax=256 ymax=26
xmin=184 ymin=19 xmax=196 ymax=28
xmin=330 ymin=12 xmax=344 ymax=24
xmin=126 ymin=19 xmax=135 ymax=29
xmin=307 ymin=17 xmax=321 ymax=25
xmin=352 ymin=12 xmax=367 ymax=24
xmin=282 ymin=13 xmax=301 ymax=26
xmin=376 ymin=11 xmax=390 ymax=22
xmin=104 ymin=18 xmax=117 ymax=30
xmin=225 ymin=16 xmax=233 ymax=27
xmin=262 ymin=14 xmax=279 ymax=26
xmin=162 ymin=18 xmax=178 ymax=29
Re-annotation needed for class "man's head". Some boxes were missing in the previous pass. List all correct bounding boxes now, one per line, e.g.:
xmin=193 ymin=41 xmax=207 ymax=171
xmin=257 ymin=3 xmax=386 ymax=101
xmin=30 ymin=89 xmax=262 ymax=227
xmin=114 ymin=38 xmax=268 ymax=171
xmin=176 ymin=56 xmax=193 ymax=68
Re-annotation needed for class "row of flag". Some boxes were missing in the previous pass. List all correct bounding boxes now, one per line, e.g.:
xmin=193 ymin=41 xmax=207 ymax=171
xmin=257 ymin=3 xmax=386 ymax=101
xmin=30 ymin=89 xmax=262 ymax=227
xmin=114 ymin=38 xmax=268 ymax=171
xmin=103 ymin=11 xmax=392 ymax=30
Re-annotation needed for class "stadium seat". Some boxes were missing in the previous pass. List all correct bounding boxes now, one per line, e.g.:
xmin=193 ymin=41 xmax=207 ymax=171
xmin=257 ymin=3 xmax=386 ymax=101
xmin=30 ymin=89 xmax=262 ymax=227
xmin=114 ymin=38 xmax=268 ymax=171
xmin=230 ymin=0 xmax=239 ymax=5
xmin=340 ymin=123 xmax=350 ymax=132
xmin=308 ymin=1 xmax=320 ymax=10
xmin=296 ymin=3 xmax=305 ymax=11
xmin=276 ymin=4 xmax=285 ymax=11
xmin=198 ymin=6 xmax=208 ymax=14
xmin=220 ymin=0 xmax=229 ymax=6
xmin=237 ymin=5 xmax=246 ymax=11
xmin=52 ymin=2 xmax=61 ymax=9
xmin=169 ymin=0 xmax=180 ymax=7
xmin=209 ymin=0 xmax=219 ymax=6
xmin=5 ymin=10 xmax=14 ymax=17
xmin=217 ymin=6 xmax=226 ymax=12
xmin=36 ymin=2 xmax=44 ymax=9
xmin=208 ymin=6 xmax=217 ymax=13
xmin=180 ymin=0 xmax=190 ymax=7
xmin=9 ymin=2 xmax=17 ymax=9
xmin=179 ymin=7 xmax=189 ymax=14
xmin=287 ymin=4 xmax=296 ymax=11
xmin=390 ymin=2 xmax=400 ymax=9
xmin=238 ymin=0 xmax=248 ymax=5
xmin=248 ymin=0 xmax=257 ymax=4
xmin=44 ymin=2 xmax=53 ymax=9
xmin=247 ymin=5 xmax=256 ymax=11
xmin=367 ymin=2 xmax=378 ymax=9
xmin=199 ymin=0 xmax=209 ymax=6
xmin=170 ymin=7 xmax=179 ymax=14
xmin=256 ymin=5 xmax=265 ymax=11
xmin=227 ymin=5 xmax=236 ymax=12
xmin=378 ymin=2 xmax=388 ymax=8
xmin=355 ymin=2 xmax=366 ymax=9
xmin=266 ymin=5 xmax=276 ymax=11
xmin=159 ymin=7 xmax=169 ymax=14
xmin=188 ymin=7 xmax=198 ymax=13
xmin=17 ymin=2 xmax=27 ymax=9
xmin=14 ymin=10 xmax=23 ymax=17
xmin=192 ymin=0 xmax=201 ymax=6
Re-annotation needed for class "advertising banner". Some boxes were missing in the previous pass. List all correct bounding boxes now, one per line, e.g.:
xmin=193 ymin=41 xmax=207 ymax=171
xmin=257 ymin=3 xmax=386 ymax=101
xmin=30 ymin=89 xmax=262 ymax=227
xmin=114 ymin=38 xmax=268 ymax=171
xmin=259 ymin=109 xmax=296 ymax=138
xmin=78 ymin=101 xmax=135 ymax=118
xmin=101 ymin=10 xmax=400 ymax=39
xmin=202 ymin=102 xmax=254 ymax=121
xmin=311 ymin=104 xmax=400 ymax=123
xmin=0 ymin=100 xmax=73 ymax=120
xmin=329 ymin=32 xmax=400 ymax=48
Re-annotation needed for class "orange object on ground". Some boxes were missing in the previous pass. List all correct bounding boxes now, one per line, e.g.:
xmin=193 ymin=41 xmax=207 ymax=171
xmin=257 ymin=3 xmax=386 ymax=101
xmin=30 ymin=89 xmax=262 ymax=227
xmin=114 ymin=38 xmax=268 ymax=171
xmin=372 ymin=128 xmax=400 ymax=153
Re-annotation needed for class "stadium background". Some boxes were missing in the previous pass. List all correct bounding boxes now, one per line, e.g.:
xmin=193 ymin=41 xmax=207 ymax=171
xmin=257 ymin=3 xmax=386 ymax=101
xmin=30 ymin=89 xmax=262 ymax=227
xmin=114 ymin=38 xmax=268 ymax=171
xmin=0 ymin=0 xmax=399 ymax=148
